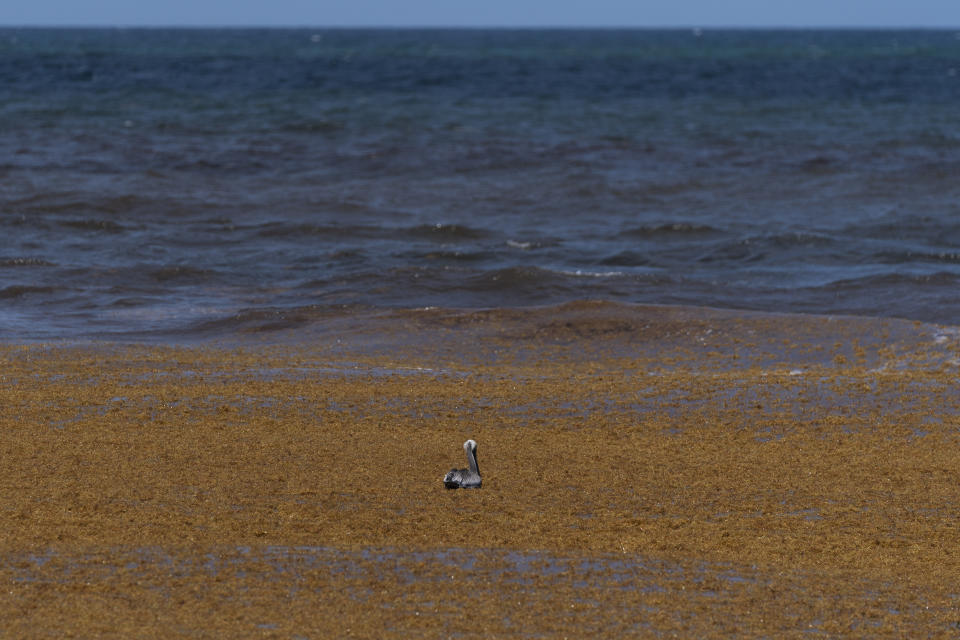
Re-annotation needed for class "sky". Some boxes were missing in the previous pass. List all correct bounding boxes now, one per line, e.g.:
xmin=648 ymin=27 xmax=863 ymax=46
xmin=2 ymin=0 xmax=960 ymax=28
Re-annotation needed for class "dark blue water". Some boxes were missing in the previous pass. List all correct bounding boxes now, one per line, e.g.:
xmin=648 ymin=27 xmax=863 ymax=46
xmin=3 ymin=28 xmax=960 ymax=340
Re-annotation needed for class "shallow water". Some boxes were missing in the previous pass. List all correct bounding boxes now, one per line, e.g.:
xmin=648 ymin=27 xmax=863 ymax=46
xmin=3 ymin=28 xmax=960 ymax=340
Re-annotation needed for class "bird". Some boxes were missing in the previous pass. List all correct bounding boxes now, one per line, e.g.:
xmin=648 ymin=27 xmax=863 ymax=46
xmin=443 ymin=439 xmax=482 ymax=489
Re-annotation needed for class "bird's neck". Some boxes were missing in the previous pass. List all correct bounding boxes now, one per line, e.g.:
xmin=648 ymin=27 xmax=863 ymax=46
xmin=467 ymin=448 xmax=479 ymax=474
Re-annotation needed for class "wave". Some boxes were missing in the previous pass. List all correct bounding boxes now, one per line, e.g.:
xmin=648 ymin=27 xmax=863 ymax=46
xmin=278 ymin=119 xmax=344 ymax=134
xmin=256 ymin=221 xmax=492 ymax=243
xmin=58 ymin=218 xmax=127 ymax=233
xmin=695 ymin=232 xmax=838 ymax=264
xmin=405 ymin=249 xmax=495 ymax=262
xmin=404 ymin=223 xmax=491 ymax=241
xmin=872 ymin=249 xmax=960 ymax=265
xmin=0 ymin=257 xmax=57 ymax=267
xmin=255 ymin=222 xmax=382 ymax=239
xmin=820 ymin=271 xmax=960 ymax=290
xmin=108 ymin=296 xmax=154 ymax=308
xmin=842 ymin=214 xmax=960 ymax=243
xmin=781 ymin=271 xmax=960 ymax=323
xmin=187 ymin=308 xmax=315 ymax=334
xmin=557 ymin=268 xmax=627 ymax=278
xmin=620 ymin=222 xmax=717 ymax=237
xmin=464 ymin=265 xmax=668 ymax=291
xmin=0 ymin=285 xmax=58 ymax=299
xmin=759 ymin=231 xmax=837 ymax=247
xmin=13 ymin=194 xmax=149 ymax=216
xmin=174 ymin=304 xmax=369 ymax=336
xmin=599 ymin=250 xmax=653 ymax=267
xmin=148 ymin=265 xmax=216 ymax=283
xmin=466 ymin=266 xmax=569 ymax=291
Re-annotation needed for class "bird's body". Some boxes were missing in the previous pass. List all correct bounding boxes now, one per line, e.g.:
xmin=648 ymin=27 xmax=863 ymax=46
xmin=443 ymin=439 xmax=482 ymax=489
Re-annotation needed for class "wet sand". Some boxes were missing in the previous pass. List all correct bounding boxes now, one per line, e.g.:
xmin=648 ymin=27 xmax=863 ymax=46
xmin=3 ymin=301 xmax=960 ymax=637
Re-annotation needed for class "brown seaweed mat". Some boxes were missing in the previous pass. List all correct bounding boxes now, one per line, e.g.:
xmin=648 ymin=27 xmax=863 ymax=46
xmin=3 ymin=302 xmax=960 ymax=637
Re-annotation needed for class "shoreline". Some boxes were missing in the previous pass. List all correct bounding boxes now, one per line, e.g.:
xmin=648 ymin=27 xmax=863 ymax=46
xmin=4 ymin=298 xmax=958 ymax=347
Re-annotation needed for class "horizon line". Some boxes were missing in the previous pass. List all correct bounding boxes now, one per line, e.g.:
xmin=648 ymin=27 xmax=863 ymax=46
xmin=2 ymin=24 xmax=960 ymax=30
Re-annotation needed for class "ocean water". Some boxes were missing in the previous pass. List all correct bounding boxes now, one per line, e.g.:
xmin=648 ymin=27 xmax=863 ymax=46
xmin=3 ymin=28 xmax=960 ymax=341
